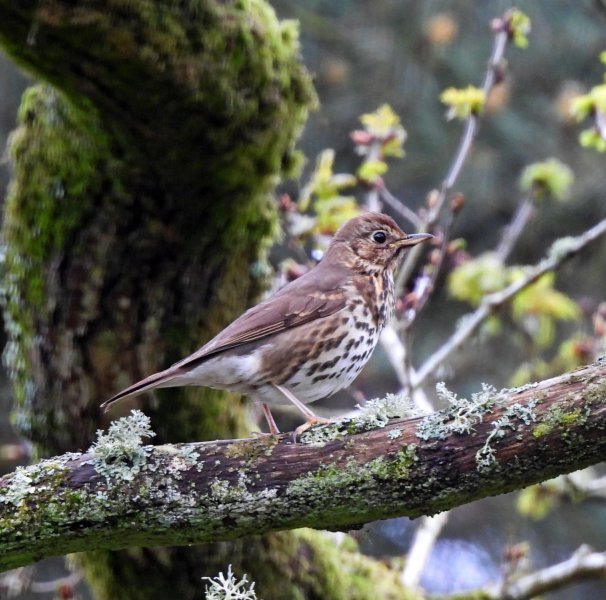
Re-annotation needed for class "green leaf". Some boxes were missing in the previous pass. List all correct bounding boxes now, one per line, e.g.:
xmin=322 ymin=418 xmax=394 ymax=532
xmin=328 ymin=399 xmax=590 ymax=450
xmin=507 ymin=9 xmax=531 ymax=49
xmin=299 ymin=149 xmax=356 ymax=210
xmin=570 ymin=84 xmax=606 ymax=137
xmin=517 ymin=484 xmax=558 ymax=520
xmin=512 ymin=273 xmax=580 ymax=320
xmin=579 ymin=128 xmax=606 ymax=152
xmin=448 ymin=253 xmax=508 ymax=305
xmin=519 ymin=158 xmax=574 ymax=202
xmin=357 ymin=160 xmax=388 ymax=183
xmin=358 ymin=104 xmax=407 ymax=158
xmin=440 ymin=86 xmax=485 ymax=121
xmin=314 ymin=196 xmax=360 ymax=234
xmin=360 ymin=104 xmax=402 ymax=138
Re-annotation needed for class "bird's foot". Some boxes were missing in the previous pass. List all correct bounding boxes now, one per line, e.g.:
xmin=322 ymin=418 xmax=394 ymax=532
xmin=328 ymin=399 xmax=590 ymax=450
xmin=293 ymin=416 xmax=338 ymax=441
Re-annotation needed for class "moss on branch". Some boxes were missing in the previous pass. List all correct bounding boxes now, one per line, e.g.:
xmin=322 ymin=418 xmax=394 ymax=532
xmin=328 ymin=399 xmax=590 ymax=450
xmin=2 ymin=362 xmax=606 ymax=572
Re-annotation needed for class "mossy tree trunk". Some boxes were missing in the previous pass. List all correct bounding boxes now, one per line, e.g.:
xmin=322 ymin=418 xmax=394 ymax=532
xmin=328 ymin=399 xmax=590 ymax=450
xmin=0 ymin=1 xmax=412 ymax=598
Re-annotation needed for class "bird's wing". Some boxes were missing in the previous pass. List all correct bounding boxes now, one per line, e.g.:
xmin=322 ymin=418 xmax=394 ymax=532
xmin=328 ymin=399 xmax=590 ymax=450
xmin=172 ymin=267 xmax=348 ymax=370
xmin=102 ymin=263 xmax=350 ymax=407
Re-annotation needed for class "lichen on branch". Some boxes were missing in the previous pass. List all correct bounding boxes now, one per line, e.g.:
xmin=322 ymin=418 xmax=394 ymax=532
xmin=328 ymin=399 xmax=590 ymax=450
xmin=1 ymin=361 xmax=606 ymax=572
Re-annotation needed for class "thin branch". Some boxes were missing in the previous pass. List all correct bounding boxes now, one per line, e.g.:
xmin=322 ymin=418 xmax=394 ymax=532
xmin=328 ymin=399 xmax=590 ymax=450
xmin=596 ymin=110 xmax=606 ymax=143
xmin=412 ymin=217 xmax=606 ymax=388
xmin=2 ymin=361 xmax=606 ymax=571
xmin=562 ymin=471 xmax=606 ymax=501
xmin=577 ymin=474 xmax=606 ymax=496
xmin=378 ymin=325 xmax=434 ymax=413
xmin=379 ymin=187 xmax=423 ymax=230
xmin=489 ymin=545 xmax=606 ymax=600
xmin=396 ymin=23 xmax=509 ymax=291
xmin=401 ymin=200 xmax=461 ymax=333
xmin=435 ymin=26 xmax=508 ymax=218
xmin=363 ymin=140 xmax=383 ymax=212
xmin=495 ymin=196 xmax=535 ymax=262
xmin=401 ymin=512 xmax=450 ymax=589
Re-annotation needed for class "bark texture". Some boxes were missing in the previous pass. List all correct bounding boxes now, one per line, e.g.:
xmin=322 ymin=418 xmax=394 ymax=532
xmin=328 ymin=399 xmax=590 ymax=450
xmin=1 ymin=361 xmax=605 ymax=573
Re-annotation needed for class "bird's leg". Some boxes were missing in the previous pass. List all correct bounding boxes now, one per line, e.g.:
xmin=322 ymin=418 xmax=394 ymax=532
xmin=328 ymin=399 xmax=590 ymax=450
xmin=262 ymin=403 xmax=281 ymax=435
xmin=273 ymin=384 xmax=336 ymax=437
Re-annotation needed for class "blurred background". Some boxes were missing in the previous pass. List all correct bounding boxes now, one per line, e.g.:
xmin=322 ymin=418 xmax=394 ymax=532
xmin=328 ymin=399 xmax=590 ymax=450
xmin=2 ymin=1 xmax=606 ymax=598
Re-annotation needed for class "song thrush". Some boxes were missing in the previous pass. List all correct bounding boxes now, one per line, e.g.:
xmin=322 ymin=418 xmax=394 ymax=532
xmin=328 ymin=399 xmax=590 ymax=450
xmin=103 ymin=212 xmax=432 ymax=436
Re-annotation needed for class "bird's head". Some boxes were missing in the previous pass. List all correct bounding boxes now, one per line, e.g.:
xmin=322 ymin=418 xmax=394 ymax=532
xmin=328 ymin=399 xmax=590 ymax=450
xmin=326 ymin=212 xmax=433 ymax=274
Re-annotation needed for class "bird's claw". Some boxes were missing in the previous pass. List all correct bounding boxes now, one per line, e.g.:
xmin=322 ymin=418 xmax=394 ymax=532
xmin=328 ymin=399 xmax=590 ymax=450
xmin=292 ymin=416 xmax=338 ymax=442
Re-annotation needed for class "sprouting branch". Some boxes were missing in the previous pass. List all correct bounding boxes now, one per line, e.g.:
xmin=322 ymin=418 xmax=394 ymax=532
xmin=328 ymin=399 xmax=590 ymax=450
xmin=412 ymin=217 xmax=606 ymax=388
xmin=396 ymin=17 xmax=510 ymax=290
xmin=2 ymin=361 xmax=606 ymax=572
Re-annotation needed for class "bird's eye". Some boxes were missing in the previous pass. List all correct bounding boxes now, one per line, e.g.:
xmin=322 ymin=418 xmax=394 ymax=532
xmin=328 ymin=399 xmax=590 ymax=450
xmin=372 ymin=230 xmax=387 ymax=244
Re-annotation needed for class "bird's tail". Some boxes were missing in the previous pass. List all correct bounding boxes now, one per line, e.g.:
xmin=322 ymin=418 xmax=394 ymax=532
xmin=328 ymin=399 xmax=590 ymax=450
xmin=102 ymin=367 xmax=181 ymax=410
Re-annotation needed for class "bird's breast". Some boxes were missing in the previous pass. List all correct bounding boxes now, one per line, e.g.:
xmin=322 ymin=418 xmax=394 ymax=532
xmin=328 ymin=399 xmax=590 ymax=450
xmin=352 ymin=271 xmax=396 ymax=330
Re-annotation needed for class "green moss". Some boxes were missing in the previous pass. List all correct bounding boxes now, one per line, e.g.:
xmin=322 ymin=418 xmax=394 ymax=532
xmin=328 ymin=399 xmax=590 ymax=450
xmin=584 ymin=378 xmax=606 ymax=405
xmin=287 ymin=445 xmax=418 ymax=507
xmin=2 ymin=87 xmax=115 ymax=428
xmin=368 ymin=446 xmax=418 ymax=480
xmin=533 ymin=406 xmax=587 ymax=438
xmin=1 ymin=0 xmax=316 ymax=453
xmin=224 ymin=436 xmax=280 ymax=463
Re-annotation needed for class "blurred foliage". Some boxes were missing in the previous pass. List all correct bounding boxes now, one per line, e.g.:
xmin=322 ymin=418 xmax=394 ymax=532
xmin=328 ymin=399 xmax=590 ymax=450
xmin=440 ymin=85 xmax=485 ymax=120
xmin=571 ymin=51 xmax=606 ymax=152
xmin=298 ymin=149 xmax=359 ymax=234
xmin=284 ymin=103 xmax=407 ymax=245
xmin=449 ymin=256 xmax=580 ymax=349
xmin=506 ymin=9 xmax=532 ymax=49
xmin=270 ymin=2 xmax=606 ymax=416
xmin=519 ymin=158 xmax=574 ymax=201
xmin=357 ymin=104 xmax=407 ymax=158
xmin=448 ymin=253 xmax=509 ymax=303
xmin=516 ymin=482 xmax=561 ymax=520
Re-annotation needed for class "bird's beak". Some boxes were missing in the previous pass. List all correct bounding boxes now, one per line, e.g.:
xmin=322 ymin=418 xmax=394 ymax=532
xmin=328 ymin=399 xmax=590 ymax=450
xmin=391 ymin=232 xmax=434 ymax=248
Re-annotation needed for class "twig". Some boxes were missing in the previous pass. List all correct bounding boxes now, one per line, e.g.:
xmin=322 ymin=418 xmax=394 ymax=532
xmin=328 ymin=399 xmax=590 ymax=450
xmin=378 ymin=325 xmax=433 ymax=413
xmin=495 ymin=196 xmax=535 ymax=262
xmin=412 ymin=217 xmax=606 ymax=388
xmin=396 ymin=22 xmax=509 ymax=292
xmin=578 ymin=474 xmax=606 ymax=496
xmin=489 ymin=545 xmax=606 ymax=600
xmin=401 ymin=201 xmax=461 ymax=332
xmin=401 ymin=512 xmax=450 ymax=589
xmin=562 ymin=471 xmax=606 ymax=500
xmin=30 ymin=571 xmax=83 ymax=594
xmin=364 ymin=140 xmax=383 ymax=212
xmin=596 ymin=110 xmax=606 ymax=143
xmin=379 ymin=187 xmax=423 ymax=230
xmin=434 ymin=25 xmax=508 ymax=221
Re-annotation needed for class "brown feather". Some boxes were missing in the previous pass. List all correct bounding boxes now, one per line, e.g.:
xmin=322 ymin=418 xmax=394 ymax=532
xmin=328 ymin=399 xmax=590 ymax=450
xmin=103 ymin=260 xmax=350 ymax=408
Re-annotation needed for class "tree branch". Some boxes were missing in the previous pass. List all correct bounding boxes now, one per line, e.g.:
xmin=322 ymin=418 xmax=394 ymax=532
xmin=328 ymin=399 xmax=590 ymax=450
xmin=1 ymin=362 xmax=606 ymax=572
xmin=396 ymin=16 xmax=509 ymax=290
xmin=484 ymin=545 xmax=606 ymax=600
xmin=412 ymin=217 xmax=606 ymax=388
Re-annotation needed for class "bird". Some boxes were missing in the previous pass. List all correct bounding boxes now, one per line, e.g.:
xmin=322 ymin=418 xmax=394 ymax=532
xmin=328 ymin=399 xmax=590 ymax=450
xmin=103 ymin=212 xmax=432 ymax=436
